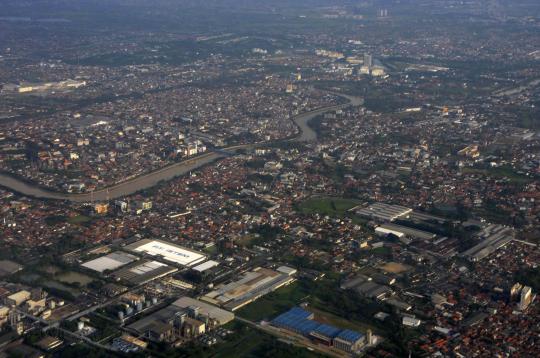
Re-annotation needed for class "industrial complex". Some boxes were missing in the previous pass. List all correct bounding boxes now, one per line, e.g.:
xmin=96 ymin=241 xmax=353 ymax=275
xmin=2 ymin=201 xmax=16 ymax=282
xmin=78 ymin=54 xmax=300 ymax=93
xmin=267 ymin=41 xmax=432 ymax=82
xmin=125 ymin=239 xmax=207 ymax=267
xmin=271 ymin=307 xmax=372 ymax=354
xmin=201 ymin=266 xmax=296 ymax=311
xmin=126 ymin=296 xmax=234 ymax=344
xmin=355 ymin=202 xmax=412 ymax=222
xmin=81 ymin=252 xmax=138 ymax=273
xmin=111 ymin=260 xmax=178 ymax=285
xmin=460 ymin=224 xmax=515 ymax=261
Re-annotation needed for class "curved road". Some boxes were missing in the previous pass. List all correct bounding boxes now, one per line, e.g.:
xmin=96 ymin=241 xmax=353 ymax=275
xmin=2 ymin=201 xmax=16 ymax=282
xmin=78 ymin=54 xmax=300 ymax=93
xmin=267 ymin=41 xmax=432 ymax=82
xmin=0 ymin=94 xmax=362 ymax=202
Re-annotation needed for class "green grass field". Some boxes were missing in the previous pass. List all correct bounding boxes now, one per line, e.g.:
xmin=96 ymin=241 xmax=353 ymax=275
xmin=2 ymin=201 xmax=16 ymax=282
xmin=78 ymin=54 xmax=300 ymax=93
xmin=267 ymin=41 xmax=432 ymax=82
xmin=149 ymin=321 xmax=323 ymax=358
xmin=371 ymin=246 xmax=392 ymax=255
xmin=67 ymin=215 xmax=92 ymax=224
xmin=308 ymin=307 xmax=374 ymax=334
xmin=462 ymin=166 xmax=532 ymax=184
xmin=237 ymin=281 xmax=379 ymax=337
xmin=208 ymin=324 xmax=268 ymax=358
xmin=298 ymin=197 xmax=361 ymax=216
xmin=236 ymin=282 xmax=310 ymax=322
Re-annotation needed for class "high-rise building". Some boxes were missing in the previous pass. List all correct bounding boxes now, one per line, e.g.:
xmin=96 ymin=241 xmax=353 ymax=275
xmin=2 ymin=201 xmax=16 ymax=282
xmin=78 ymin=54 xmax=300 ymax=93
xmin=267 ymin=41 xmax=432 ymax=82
xmin=364 ymin=53 xmax=373 ymax=69
xmin=519 ymin=286 xmax=532 ymax=311
xmin=367 ymin=329 xmax=373 ymax=345
xmin=510 ymin=282 xmax=523 ymax=299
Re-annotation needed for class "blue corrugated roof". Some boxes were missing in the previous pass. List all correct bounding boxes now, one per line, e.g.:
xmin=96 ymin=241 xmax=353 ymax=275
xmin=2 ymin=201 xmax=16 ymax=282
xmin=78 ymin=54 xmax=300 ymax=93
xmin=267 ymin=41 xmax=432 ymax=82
xmin=312 ymin=323 xmax=341 ymax=338
xmin=287 ymin=307 xmax=313 ymax=319
xmin=272 ymin=307 xmax=364 ymax=342
xmin=272 ymin=307 xmax=312 ymax=324
xmin=336 ymin=329 xmax=364 ymax=343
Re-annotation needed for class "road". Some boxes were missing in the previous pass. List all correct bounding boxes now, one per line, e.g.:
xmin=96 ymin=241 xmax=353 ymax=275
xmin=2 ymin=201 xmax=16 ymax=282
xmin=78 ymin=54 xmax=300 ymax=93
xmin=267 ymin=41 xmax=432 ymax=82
xmin=14 ymin=308 xmax=117 ymax=353
xmin=0 ymin=94 xmax=362 ymax=202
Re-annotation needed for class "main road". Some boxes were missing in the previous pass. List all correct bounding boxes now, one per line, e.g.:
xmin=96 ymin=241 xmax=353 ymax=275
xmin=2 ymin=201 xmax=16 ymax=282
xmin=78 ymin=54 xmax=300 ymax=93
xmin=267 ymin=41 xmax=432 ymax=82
xmin=0 ymin=94 xmax=362 ymax=202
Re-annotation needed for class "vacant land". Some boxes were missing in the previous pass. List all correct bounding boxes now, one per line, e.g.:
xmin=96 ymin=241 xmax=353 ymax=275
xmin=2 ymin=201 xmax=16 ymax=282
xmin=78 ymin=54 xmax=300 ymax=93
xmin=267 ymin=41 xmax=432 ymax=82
xmin=308 ymin=307 xmax=372 ymax=334
xmin=379 ymin=262 xmax=413 ymax=274
xmin=67 ymin=215 xmax=92 ymax=224
xmin=298 ymin=197 xmax=361 ymax=216
xmin=462 ymin=166 xmax=532 ymax=184
xmin=236 ymin=281 xmax=309 ymax=322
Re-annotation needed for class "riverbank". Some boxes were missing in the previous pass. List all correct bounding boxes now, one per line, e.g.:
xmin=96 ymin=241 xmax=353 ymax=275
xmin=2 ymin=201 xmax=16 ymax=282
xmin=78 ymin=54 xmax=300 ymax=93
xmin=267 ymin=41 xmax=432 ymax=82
xmin=0 ymin=94 xmax=362 ymax=202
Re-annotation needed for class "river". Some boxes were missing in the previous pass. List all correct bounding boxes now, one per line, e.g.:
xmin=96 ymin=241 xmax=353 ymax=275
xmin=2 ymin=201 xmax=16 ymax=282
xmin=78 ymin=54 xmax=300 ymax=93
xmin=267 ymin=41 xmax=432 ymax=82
xmin=0 ymin=94 xmax=362 ymax=202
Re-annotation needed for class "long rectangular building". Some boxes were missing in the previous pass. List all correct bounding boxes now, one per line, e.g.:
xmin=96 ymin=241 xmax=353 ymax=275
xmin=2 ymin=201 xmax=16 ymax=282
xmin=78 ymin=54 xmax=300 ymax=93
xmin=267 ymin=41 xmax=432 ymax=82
xmin=112 ymin=260 xmax=177 ymax=285
xmin=375 ymin=223 xmax=437 ymax=241
xmin=125 ymin=239 xmax=206 ymax=267
xmin=82 ymin=252 xmax=138 ymax=273
xmin=172 ymin=297 xmax=234 ymax=326
xmin=271 ymin=307 xmax=365 ymax=353
xmin=201 ymin=266 xmax=296 ymax=311
xmin=460 ymin=224 xmax=514 ymax=261
xmin=356 ymin=203 xmax=412 ymax=222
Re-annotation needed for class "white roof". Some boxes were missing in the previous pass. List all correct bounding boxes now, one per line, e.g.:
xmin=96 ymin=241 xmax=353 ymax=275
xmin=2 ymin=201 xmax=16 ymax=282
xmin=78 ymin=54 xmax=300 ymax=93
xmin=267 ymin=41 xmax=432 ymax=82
xmin=82 ymin=252 xmax=137 ymax=273
xmin=402 ymin=316 xmax=421 ymax=327
xmin=172 ymin=296 xmax=234 ymax=325
xmin=375 ymin=226 xmax=405 ymax=238
xmin=192 ymin=260 xmax=219 ymax=272
xmin=277 ymin=266 xmax=297 ymax=276
xmin=132 ymin=240 xmax=206 ymax=267
xmin=129 ymin=260 xmax=166 ymax=275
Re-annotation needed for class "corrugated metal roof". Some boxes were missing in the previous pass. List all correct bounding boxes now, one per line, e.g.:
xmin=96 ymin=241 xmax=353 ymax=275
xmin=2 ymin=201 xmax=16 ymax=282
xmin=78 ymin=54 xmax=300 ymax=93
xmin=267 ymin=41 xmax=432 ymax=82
xmin=313 ymin=323 xmax=341 ymax=338
xmin=272 ymin=307 xmax=363 ymax=343
xmin=337 ymin=329 xmax=364 ymax=343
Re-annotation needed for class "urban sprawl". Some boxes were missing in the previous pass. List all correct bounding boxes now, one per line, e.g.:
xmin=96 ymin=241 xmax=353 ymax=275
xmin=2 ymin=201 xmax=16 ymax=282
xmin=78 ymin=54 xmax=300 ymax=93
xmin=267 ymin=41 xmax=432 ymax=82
xmin=0 ymin=1 xmax=539 ymax=357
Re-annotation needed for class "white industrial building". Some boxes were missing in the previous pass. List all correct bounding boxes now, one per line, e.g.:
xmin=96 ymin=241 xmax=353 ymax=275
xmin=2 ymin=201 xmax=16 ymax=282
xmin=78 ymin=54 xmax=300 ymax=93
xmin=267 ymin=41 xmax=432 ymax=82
xmin=126 ymin=239 xmax=207 ymax=267
xmin=356 ymin=203 xmax=412 ymax=222
xmin=82 ymin=252 xmax=138 ymax=273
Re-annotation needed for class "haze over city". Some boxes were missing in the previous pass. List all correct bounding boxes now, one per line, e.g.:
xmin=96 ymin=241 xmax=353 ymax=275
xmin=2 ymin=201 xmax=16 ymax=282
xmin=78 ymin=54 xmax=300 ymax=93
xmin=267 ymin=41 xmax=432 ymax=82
xmin=0 ymin=1 xmax=539 ymax=357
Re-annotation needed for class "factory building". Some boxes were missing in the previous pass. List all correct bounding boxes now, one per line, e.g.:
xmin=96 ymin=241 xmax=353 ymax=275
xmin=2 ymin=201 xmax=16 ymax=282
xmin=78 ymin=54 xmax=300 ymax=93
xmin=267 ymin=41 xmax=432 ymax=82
xmin=355 ymin=202 xmax=412 ymax=222
xmin=125 ymin=239 xmax=206 ymax=268
xmin=112 ymin=260 xmax=177 ymax=285
xmin=460 ymin=224 xmax=514 ymax=261
xmin=271 ymin=307 xmax=365 ymax=353
xmin=81 ymin=251 xmax=138 ymax=273
xmin=127 ymin=297 xmax=232 ymax=343
xmin=172 ymin=297 xmax=234 ymax=326
xmin=201 ymin=266 xmax=296 ymax=311
xmin=333 ymin=330 xmax=367 ymax=352
xmin=375 ymin=223 xmax=437 ymax=241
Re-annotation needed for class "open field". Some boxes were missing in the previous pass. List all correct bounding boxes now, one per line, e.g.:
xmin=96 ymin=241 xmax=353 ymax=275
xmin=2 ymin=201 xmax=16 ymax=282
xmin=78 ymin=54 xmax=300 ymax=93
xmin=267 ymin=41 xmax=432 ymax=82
xmin=298 ymin=196 xmax=361 ymax=216
xmin=236 ymin=281 xmax=310 ymax=322
xmin=67 ymin=215 xmax=92 ymax=224
xmin=308 ymin=306 xmax=373 ymax=334
xmin=462 ymin=166 xmax=533 ymax=184
xmin=379 ymin=262 xmax=413 ymax=274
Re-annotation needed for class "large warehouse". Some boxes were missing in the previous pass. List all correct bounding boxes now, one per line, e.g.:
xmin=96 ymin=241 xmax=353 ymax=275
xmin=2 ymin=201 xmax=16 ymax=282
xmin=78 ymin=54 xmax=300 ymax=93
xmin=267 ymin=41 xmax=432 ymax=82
xmin=112 ymin=260 xmax=177 ymax=285
xmin=375 ymin=223 xmax=436 ymax=241
xmin=272 ymin=307 xmax=365 ymax=353
xmin=201 ymin=266 xmax=296 ymax=311
xmin=126 ymin=239 xmax=207 ymax=267
xmin=81 ymin=252 xmax=138 ymax=273
xmin=172 ymin=297 xmax=234 ymax=326
xmin=356 ymin=203 xmax=412 ymax=222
